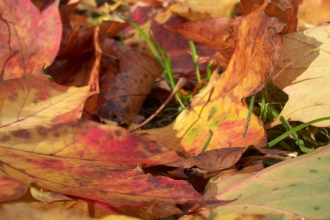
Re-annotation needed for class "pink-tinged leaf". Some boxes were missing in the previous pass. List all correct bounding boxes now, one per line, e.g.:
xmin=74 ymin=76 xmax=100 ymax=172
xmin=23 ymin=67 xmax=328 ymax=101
xmin=0 ymin=175 xmax=27 ymax=202
xmin=0 ymin=73 xmax=202 ymax=217
xmin=0 ymin=0 xmax=62 ymax=80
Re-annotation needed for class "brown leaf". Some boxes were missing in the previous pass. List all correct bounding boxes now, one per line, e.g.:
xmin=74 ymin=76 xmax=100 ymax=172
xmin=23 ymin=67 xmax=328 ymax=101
xmin=57 ymin=20 xmax=128 ymax=59
xmin=98 ymin=50 xmax=163 ymax=124
xmin=166 ymin=147 xmax=248 ymax=172
xmin=46 ymin=26 xmax=101 ymax=91
xmin=0 ymin=0 xmax=62 ymax=80
xmin=59 ymin=0 xmax=81 ymax=48
xmin=166 ymin=17 xmax=241 ymax=67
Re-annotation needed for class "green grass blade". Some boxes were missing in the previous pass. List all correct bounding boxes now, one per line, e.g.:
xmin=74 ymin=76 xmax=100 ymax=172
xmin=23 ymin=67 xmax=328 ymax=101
xmin=279 ymin=116 xmax=312 ymax=153
xmin=206 ymin=61 xmax=213 ymax=81
xmin=267 ymin=117 xmax=330 ymax=148
xmin=259 ymin=89 xmax=267 ymax=122
xmin=106 ymin=7 xmax=165 ymax=70
xmin=280 ymin=116 xmax=299 ymax=140
xmin=158 ymin=44 xmax=185 ymax=108
xmin=188 ymin=40 xmax=201 ymax=82
xmin=243 ymin=94 xmax=256 ymax=138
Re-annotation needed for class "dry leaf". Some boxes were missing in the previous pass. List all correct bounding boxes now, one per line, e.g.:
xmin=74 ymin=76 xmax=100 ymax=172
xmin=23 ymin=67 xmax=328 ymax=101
xmin=270 ymin=26 xmax=330 ymax=127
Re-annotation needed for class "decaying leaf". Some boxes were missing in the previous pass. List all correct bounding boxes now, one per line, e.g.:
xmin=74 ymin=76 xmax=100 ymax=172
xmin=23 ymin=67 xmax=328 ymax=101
xmin=186 ymin=145 xmax=330 ymax=219
xmin=98 ymin=50 xmax=163 ymax=124
xmin=269 ymin=25 xmax=330 ymax=127
xmin=0 ymin=0 xmax=62 ymax=80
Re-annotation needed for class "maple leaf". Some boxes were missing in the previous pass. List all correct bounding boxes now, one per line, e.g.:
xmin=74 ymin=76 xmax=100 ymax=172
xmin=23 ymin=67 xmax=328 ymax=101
xmin=139 ymin=2 xmax=285 ymax=155
xmin=269 ymin=25 xmax=330 ymax=127
xmin=0 ymin=0 xmax=62 ymax=80
xmin=0 ymin=74 xmax=203 ymax=218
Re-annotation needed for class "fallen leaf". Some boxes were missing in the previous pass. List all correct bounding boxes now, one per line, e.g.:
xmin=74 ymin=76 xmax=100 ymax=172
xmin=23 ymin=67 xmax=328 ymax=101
xmin=297 ymin=0 xmax=330 ymax=28
xmin=11 ymin=191 xmax=121 ymax=218
xmin=56 ymin=20 xmax=128 ymax=60
xmin=139 ymin=2 xmax=285 ymax=155
xmin=166 ymin=17 xmax=238 ymax=52
xmin=0 ymin=175 xmax=27 ymax=201
xmin=0 ymin=73 xmax=203 ymax=217
xmin=0 ymin=0 xmax=62 ymax=80
xmin=47 ymin=18 xmax=128 ymax=117
xmin=179 ymin=0 xmax=240 ymax=18
xmin=166 ymin=147 xmax=247 ymax=172
xmin=165 ymin=17 xmax=239 ymax=67
xmin=30 ymin=187 xmax=72 ymax=202
xmin=0 ymin=203 xmax=140 ymax=220
xmin=182 ymin=213 xmax=268 ymax=220
xmin=59 ymin=0 xmax=83 ymax=48
xmin=46 ymin=25 xmax=101 ymax=91
xmin=269 ymin=25 xmax=330 ymax=127
xmin=188 ymin=145 xmax=330 ymax=219
xmin=241 ymin=0 xmax=299 ymax=34
xmin=151 ymin=14 xmax=197 ymax=73
xmin=98 ymin=50 xmax=163 ymax=124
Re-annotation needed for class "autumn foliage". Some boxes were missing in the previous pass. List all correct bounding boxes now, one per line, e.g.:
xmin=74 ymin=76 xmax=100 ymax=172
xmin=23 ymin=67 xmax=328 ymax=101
xmin=1 ymin=0 xmax=330 ymax=219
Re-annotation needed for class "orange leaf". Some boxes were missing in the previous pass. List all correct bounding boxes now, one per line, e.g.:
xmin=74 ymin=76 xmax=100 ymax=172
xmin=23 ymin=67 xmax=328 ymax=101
xmin=298 ymin=0 xmax=330 ymax=28
xmin=0 ymin=0 xmax=62 ymax=80
xmin=139 ymin=2 xmax=285 ymax=155
xmin=241 ymin=0 xmax=299 ymax=34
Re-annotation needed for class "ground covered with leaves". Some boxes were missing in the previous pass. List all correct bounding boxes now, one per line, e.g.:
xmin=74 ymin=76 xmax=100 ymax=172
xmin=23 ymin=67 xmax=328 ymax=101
xmin=0 ymin=0 xmax=330 ymax=219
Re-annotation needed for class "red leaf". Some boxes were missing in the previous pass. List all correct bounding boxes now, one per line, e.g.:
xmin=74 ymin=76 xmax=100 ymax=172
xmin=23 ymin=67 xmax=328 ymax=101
xmin=0 ymin=0 xmax=62 ymax=80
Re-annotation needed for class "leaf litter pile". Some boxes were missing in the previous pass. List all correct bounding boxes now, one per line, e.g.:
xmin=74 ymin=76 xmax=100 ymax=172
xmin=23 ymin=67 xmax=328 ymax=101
xmin=1 ymin=0 xmax=330 ymax=219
